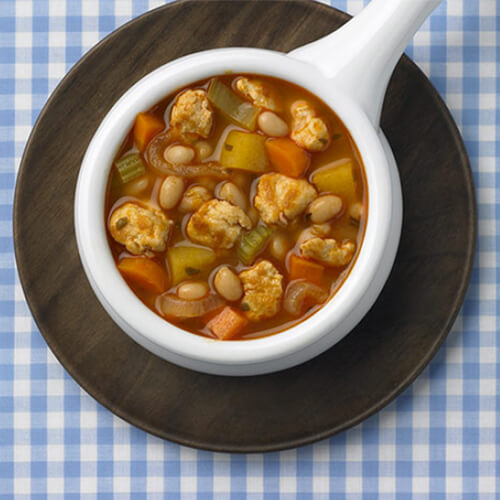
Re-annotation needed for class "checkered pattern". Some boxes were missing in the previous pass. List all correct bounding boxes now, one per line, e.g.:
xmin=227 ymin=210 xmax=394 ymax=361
xmin=0 ymin=0 xmax=497 ymax=497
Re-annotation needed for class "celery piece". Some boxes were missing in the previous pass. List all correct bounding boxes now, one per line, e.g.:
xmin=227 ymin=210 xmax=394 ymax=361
xmin=115 ymin=153 xmax=146 ymax=184
xmin=167 ymin=245 xmax=216 ymax=285
xmin=220 ymin=130 xmax=269 ymax=173
xmin=208 ymin=79 xmax=259 ymax=131
xmin=238 ymin=225 xmax=273 ymax=265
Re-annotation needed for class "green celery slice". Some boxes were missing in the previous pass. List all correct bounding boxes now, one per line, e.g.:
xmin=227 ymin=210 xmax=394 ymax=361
xmin=207 ymin=79 xmax=259 ymax=131
xmin=115 ymin=153 xmax=146 ymax=183
xmin=238 ymin=225 xmax=273 ymax=266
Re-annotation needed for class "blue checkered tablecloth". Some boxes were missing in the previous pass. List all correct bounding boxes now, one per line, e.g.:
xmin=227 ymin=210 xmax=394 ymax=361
xmin=1 ymin=0 xmax=497 ymax=497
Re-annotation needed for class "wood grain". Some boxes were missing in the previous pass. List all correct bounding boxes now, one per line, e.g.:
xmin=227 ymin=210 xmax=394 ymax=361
xmin=13 ymin=0 xmax=476 ymax=452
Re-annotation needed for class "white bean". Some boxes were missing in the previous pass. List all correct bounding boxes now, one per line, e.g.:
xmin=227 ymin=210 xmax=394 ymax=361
xmin=306 ymin=195 xmax=343 ymax=223
xmin=269 ymin=233 xmax=291 ymax=261
xmin=177 ymin=281 xmax=209 ymax=300
xmin=213 ymin=267 xmax=243 ymax=301
xmin=247 ymin=206 xmax=260 ymax=226
xmin=197 ymin=176 xmax=218 ymax=191
xmin=258 ymin=111 xmax=289 ymax=137
xmin=218 ymin=182 xmax=246 ymax=209
xmin=178 ymin=185 xmax=211 ymax=213
xmin=124 ymin=176 xmax=149 ymax=196
xmin=313 ymin=223 xmax=332 ymax=236
xmin=296 ymin=227 xmax=316 ymax=247
xmin=159 ymin=176 xmax=184 ymax=210
xmin=349 ymin=202 xmax=363 ymax=221
xmin=164 ymin=144 xmax=195 ymax=165
xmin=296 ymin=223 xmax=331 ymax=246
xmin=194 ymin=140 xmax=213 ymax=160
xmin=232 ymin=172 xmax=249 ymax=190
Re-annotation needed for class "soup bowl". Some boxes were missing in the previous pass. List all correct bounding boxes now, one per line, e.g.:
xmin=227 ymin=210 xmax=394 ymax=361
xmin=75 ymin=0 xmax=441 ymax=375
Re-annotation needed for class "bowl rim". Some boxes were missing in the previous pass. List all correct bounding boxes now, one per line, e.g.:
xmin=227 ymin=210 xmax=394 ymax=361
xmin=74 ymin=47 xmax=394 ymax=367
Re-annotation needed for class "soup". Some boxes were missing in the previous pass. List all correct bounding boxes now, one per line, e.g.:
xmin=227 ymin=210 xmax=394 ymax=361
xmin=105 ymin=74 xmax=367 ymax=340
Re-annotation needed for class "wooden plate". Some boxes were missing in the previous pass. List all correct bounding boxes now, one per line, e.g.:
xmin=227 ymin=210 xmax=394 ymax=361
xmin=14 ymin=0 xmax=476 ymax=452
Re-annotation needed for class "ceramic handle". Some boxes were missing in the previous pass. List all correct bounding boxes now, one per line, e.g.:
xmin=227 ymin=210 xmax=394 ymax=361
xmin=289 ymin=0 xmax=442 ymax=126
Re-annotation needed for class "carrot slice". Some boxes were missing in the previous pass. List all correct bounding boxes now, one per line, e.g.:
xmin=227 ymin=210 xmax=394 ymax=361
xmin=288 ymin=254 xmax=325 ymax=286
xmin=265 ymin=138 xmax=310 ymax=178
xmin=134 ymin=112 xmax=165 ymax=152
xmin=207 ymin=306 xmax=249 ymax=340
xmin=118 ymin=257 xmax=168 ymax=294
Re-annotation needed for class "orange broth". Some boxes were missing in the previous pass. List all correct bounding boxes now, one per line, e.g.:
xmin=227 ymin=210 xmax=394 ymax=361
xmin=105 ymin=74 xmax=367 ymax=340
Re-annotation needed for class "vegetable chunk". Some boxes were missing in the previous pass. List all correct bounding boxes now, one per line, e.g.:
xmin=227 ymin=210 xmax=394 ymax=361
xmin=207 ymin=306 xmax=249 ymax=340
xmin=311 ymin=159 xmax=357 ymax=202
xmin=265 ymin=138 xmax=310 ymax=178
xmin=167 ymin=245 xmax=216 ymax=285
xmin=134 ymin=112 xmax=164 ymax=152
xmin=288 ymin=255 xmax=325 ymax=286
xmin=159 ymin=293 xmax=224 ymax=319
xmin=118 ymin=257 xmax=168 ymax=294
xmin=283 ymin=281 xmax=329 ymax=316
xmin=115 ymin=153 xmax=146 ymax=184
xmin=239 ymin=260 xmax=283 ymax=321
xmin=220 ymin=130 xmax=269 ymax=173
xmin=109 ymin=203 xmax=171 ymax=256
xmin=208 ymin=79 xmax=259 ymax=130
xmin=238 ymin=225 xmax=273 ymax=265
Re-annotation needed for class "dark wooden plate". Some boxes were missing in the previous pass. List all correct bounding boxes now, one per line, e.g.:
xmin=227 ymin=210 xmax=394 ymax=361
xmin=14 ymin=0 xmax=475 ymax=452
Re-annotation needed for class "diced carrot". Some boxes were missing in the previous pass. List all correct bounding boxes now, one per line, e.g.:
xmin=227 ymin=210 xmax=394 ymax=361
xmin=207 ymin=306 xmax=249 ymax=340
xmin=265 ymin=138 xmax=310 ymax=178
xmin=288 ymin=254 xmax=325 ymax=286
xmin=118 ymin=257 xmax=168 ymax=294
xmin=133 ymin=112 xmax=165 ymax=152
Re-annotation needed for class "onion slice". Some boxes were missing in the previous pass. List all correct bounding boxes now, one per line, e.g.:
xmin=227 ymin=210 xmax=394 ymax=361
xmin=283 ymin=280 xmax=329 ymax=316
xmin=146 ymin=131 xmax=230 ymax=178
xmin=158 ymin=292 xmax=224 ymax=319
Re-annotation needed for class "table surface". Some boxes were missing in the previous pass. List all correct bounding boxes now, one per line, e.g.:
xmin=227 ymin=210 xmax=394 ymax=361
xmin=1 ymin=0 xmax=497 ymax=497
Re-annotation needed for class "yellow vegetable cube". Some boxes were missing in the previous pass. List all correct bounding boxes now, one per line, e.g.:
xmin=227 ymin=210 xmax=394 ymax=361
xmin=167 ymin=245 xmax=216 ymax=285
xmin=220 ymin=131 xmax=269 ymax=173
xmin=311 ymin=159 xmax=357 ymax=203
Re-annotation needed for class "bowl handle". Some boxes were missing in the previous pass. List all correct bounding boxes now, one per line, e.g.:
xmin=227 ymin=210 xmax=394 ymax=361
xmin=289 ymin=0 xmax=442 ymax=126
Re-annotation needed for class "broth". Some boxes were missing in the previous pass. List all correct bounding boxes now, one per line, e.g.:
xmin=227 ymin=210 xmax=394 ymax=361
xmin=105 ymin=74 xmax=367 ymax=340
